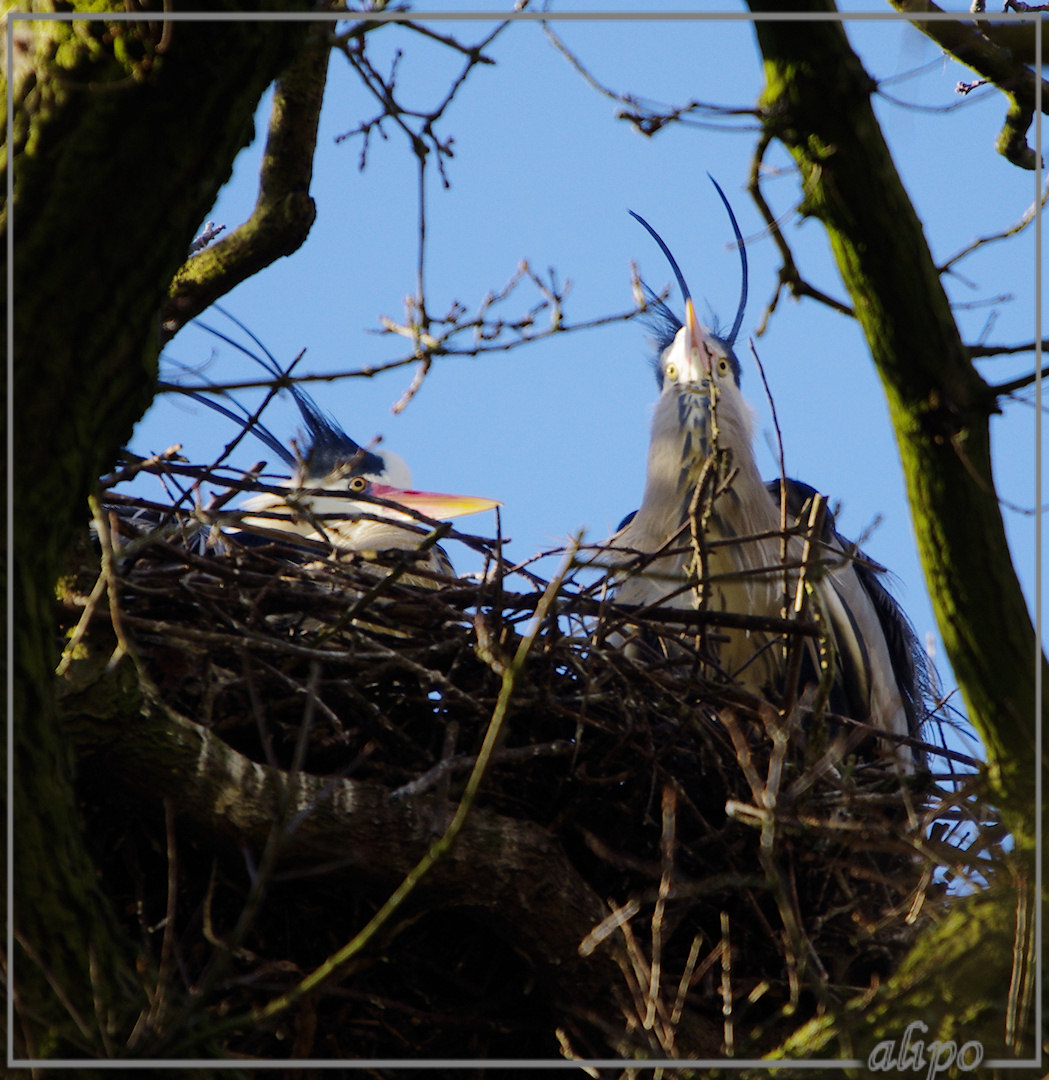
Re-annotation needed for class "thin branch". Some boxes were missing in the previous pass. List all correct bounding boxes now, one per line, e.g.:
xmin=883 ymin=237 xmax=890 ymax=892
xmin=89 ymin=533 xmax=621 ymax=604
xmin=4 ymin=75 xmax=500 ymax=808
xmin=162 ymin=35 xmax=332 ymax=340
xmin=940 ymin=179 xmax=1049 ymax=273
xmin=988 ymin=365 xmax=1049 ymax=397
xmin=970 ymin=340 xmax=1048 ymax=359
xmin=159 ymin=283 xmax=644 ymax=401
xmin=542 ymin=19 xmax=759 ymax=137
xmin=889 ymin=0 xmax=1048 ymax=170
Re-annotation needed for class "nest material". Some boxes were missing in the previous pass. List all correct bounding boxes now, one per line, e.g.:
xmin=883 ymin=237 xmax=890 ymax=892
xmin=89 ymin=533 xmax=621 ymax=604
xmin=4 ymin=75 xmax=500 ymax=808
xmin=55 ymin=483 xmax=999 ymax=1064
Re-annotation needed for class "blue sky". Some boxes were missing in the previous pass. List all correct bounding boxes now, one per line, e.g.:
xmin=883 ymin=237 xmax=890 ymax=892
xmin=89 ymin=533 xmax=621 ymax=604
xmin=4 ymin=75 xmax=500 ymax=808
xmin=129 ymin=9 xmax=1044 ymax=761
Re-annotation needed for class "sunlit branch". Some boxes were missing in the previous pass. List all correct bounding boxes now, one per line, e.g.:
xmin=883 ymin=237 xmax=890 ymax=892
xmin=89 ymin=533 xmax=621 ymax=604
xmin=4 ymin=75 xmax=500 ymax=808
xmin=747 ymin=133 xmax=855 ymax=333
xmin=887 ymin=0 xmax=1048 ymax=170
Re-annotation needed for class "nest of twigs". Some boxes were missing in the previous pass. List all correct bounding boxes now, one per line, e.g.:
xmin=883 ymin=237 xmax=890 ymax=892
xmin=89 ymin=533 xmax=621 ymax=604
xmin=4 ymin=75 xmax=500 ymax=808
xmin=55 ymin=468 xmax=999 ymax=1066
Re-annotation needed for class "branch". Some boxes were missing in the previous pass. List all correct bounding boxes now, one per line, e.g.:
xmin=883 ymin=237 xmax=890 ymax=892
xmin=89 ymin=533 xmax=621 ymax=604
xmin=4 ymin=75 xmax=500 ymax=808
xmin=59 ymin=654 xmax=721 ymax=1058
xmin=158 ymin=268 xmax=645 ymax=409
xmin=939 ymin=179 xmax=1048 ymax=273
xmin=969 ymin=340 xmax=1048 ymax=359
xmin=889 ymin=0 xmax=1047 ymax=170
xmin=329 ymin=19 xmax=514 ymax=406
xmin=987 ymin=364 xmax=1049 ymax=397
xmin=541 ymin=19 xmax=759 ymax=137
xmin=162 ymin=33 xmax=332 ymax=341
xmin=747 ymin=133 xmax=855 ymax=333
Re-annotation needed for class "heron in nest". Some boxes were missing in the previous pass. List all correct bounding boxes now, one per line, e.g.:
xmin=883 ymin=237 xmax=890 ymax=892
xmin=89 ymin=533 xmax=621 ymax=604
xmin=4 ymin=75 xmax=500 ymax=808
xmin=171 ymin=313 xmax=499 ymax=585
xmin=604 ymin=180 xmax=930 ymax=770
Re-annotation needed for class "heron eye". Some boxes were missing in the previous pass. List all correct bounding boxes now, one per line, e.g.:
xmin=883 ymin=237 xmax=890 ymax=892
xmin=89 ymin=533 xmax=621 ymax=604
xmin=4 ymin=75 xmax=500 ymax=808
xmin=348 ymin=476 xmax=368 ymax=494
xmin=717 ymin=357 xmax=729 ymax=376
xmin=665 ymin=362 xmax=678 ymax=381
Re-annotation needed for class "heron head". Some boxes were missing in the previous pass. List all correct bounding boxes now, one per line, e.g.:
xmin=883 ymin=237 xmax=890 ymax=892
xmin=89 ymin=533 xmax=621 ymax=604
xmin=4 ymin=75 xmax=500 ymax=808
xmin=251 ymin=424 xmax=499 ymax=532
xmin=658 ymin=298 xmax=741 ymax=397
xmin=647 ymin=301 xmax=753 ymax=482
xmin=325 ymin=465 xmax=501 ymax=525
xmin=181 ymin=311 xmax=499 ymax=554
xmin=630 ymin=180 xmax=756 ymax=485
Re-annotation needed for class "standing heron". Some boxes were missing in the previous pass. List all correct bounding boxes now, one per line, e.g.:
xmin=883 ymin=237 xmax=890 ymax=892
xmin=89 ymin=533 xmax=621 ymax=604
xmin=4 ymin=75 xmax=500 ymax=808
xmin=155 ymin=313 xmax=499 ymax=583
xmin=606 ymin=182 xmax=929 ymax=769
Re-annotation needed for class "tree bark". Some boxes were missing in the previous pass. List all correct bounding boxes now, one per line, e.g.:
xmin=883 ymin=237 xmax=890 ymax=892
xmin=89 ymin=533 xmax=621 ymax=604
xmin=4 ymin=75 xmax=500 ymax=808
xmin=889 ymin=0 xmax=1048 ymax=170
xmin=162 ymin=35 xmax=332 ymax=340
xmin=10 ymin=4 xmax=317 ymax=1056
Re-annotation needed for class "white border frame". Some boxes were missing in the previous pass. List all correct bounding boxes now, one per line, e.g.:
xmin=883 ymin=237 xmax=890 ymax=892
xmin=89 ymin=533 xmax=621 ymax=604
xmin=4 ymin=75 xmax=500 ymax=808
xmin=6 ymin=7 xmax=1042 ymax=1072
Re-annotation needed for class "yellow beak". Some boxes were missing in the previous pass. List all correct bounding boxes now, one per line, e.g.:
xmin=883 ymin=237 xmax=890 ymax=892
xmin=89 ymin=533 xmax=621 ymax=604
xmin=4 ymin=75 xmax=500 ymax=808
xmin=369 ymin=482 xmax=500 ymax=520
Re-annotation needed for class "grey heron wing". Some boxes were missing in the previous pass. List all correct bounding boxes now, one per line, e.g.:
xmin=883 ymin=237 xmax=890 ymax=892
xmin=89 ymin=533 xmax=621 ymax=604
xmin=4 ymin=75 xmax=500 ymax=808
xmin=769 ymin=477 xmax=929 ymax=757
xmin=852 ymin=559 xmax=928 ymax=747
xmin=765 ymin=478 xmax=840 ymax=546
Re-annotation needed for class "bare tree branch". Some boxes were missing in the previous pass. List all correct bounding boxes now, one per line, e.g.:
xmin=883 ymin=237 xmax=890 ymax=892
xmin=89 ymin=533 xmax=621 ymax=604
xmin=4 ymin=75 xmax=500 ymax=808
xmin=542 ymin=18 xmax=760 ymax=137
xmin=889 ymin=0 xmax=1047 ymax=169
xmin=162 ymin=32 xmax=332 ymax=341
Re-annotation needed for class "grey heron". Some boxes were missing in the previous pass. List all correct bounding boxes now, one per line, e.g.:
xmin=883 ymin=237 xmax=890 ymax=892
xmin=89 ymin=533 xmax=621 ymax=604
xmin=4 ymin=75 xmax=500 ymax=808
xmin=606 ymin=183 xmax=929 ymax=770
xmin=156 ymin=313 xmax=499 ymax=584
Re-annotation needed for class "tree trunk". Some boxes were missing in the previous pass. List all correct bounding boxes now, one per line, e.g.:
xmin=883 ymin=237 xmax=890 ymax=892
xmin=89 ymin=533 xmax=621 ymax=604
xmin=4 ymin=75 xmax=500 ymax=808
xmin=10 ymin=5 xmax=315 ymax=1056
xmin=746 ymin=0 xmax=1044 ymax=840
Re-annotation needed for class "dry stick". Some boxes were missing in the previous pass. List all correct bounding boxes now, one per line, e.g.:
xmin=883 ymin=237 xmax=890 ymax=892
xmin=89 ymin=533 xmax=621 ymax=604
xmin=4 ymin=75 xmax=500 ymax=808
xmin=719 ymin=910 xmax=733 ymax=1056
xmin=671 ymin=936 xmax=722 ymax=1031
xmin=579 ymin=899 xmax=642 ymax=958
xmin=657 ymin=791 xmax=681 ymax=1051
xmin=73 ymin=497 xmax=153 ymax=684
xmin=150 ymin=800 xmax=180 ymax=1036
xmin=779 ymin=493 xmax=829 ymax=726
xmin=192 ymin=538 xmax=584 ymax=1041
xmin=644 ymin=785 xmax=676 ymax=1035
xmin=609 ymin=917 xmax=666 ymax=1057
xmin=56 ymin=562 xmax=110 ymax=678
xmin=748 ymin=337 xmax=794 ymax=678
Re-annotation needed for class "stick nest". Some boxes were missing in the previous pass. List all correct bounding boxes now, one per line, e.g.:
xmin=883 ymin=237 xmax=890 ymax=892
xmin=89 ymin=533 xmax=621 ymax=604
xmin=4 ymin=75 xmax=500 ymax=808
xmin=56 ymin=479 xmax=1002 ymax=1065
